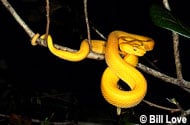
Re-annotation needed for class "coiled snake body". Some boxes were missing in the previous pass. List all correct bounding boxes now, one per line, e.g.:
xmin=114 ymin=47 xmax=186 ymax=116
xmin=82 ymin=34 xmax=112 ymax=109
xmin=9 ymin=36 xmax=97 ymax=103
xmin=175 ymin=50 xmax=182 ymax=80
xmin=32 ymin=30 xmax=154 ymax=108
xmin=101 ymin=31 xmax=154 ymax=108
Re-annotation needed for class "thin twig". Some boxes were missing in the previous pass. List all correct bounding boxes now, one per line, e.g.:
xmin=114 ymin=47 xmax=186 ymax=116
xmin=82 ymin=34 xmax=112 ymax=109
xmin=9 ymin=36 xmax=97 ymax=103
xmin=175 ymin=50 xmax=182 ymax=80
xmin=166 ymin=98 xmax=190 ymax=120
xmin=173 ymin=33 xmax=183 ymax=81
xmin=163 ymin=0 xmax=184 ymax=83
xmin=163 ymin=0 xmax=171 ymax=10
xmin=1 ymin=0 xmax=35 ymax=38
xmin=137 ymin=63 xmax=190 ymax=92
xmin=83 ymin=0 xmax=92 ymax=48
xmin=143 ymin=100 xmax=180 ymax=113
xmin=182 ymin=109 xmax=190 ymax=117
xmin=91 ymin=26 xmax=107 ymax=40
xmin=174 ymin=99 xmax=185 ymax=113
xmin=45 ymin=0 xmax=50 ymax=40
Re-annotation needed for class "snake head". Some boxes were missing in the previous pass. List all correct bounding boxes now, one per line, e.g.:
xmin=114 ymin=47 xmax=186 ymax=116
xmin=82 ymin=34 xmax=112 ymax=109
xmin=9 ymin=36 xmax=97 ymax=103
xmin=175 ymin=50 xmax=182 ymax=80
xmin=118 ymin=37 xmax=154 ymax=56
xmin=119 ymin=42 xmax=146 ymax=56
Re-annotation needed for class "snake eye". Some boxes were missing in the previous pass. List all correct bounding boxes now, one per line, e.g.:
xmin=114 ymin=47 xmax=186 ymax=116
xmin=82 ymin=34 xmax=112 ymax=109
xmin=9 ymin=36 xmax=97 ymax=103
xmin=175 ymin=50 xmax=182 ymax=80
xmin=133 ymin=47 xmax=138 ymax=51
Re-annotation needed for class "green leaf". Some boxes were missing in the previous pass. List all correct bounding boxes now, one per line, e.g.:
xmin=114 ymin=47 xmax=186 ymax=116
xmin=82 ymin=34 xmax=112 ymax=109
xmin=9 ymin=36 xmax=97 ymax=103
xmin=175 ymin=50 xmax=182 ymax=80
xmin=150 ymin=4 xmax=190 ymax=38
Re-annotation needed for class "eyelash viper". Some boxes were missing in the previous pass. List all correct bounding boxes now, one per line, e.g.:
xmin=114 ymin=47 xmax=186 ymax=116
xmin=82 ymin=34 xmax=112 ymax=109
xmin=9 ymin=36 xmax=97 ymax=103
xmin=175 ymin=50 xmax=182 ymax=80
xmin=31 ymin=30 xmax=154 ymax=108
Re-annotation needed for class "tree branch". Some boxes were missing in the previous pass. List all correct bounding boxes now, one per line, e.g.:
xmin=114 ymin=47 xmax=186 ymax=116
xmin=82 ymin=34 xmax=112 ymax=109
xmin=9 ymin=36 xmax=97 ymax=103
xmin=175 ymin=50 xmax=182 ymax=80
xmin=137 ymin=63 xmax=190 ymax=92
xmin=1 ymin=0 xmax=35 ymax=38
xmin=143 ymin=100 xmax=180 ymax=113
xmin=163 ymin=0 xmax=184 ymax=84
xmin=45 ymin=0 xmax=50 ymax=40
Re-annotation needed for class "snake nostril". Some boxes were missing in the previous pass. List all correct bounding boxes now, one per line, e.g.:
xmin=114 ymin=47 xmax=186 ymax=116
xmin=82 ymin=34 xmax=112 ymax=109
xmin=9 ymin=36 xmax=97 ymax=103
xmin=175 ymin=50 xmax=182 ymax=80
xmin=117 ymin=80 xmax=131 ymax=91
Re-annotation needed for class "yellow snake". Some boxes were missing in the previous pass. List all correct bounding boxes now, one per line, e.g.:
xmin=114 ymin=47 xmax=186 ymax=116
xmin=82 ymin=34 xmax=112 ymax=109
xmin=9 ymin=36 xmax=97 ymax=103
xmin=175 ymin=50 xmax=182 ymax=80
xmin=101 ymin=31 xmax=154 ymax=108
xmin=31 ymin=30 xmax=154 ymax=108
